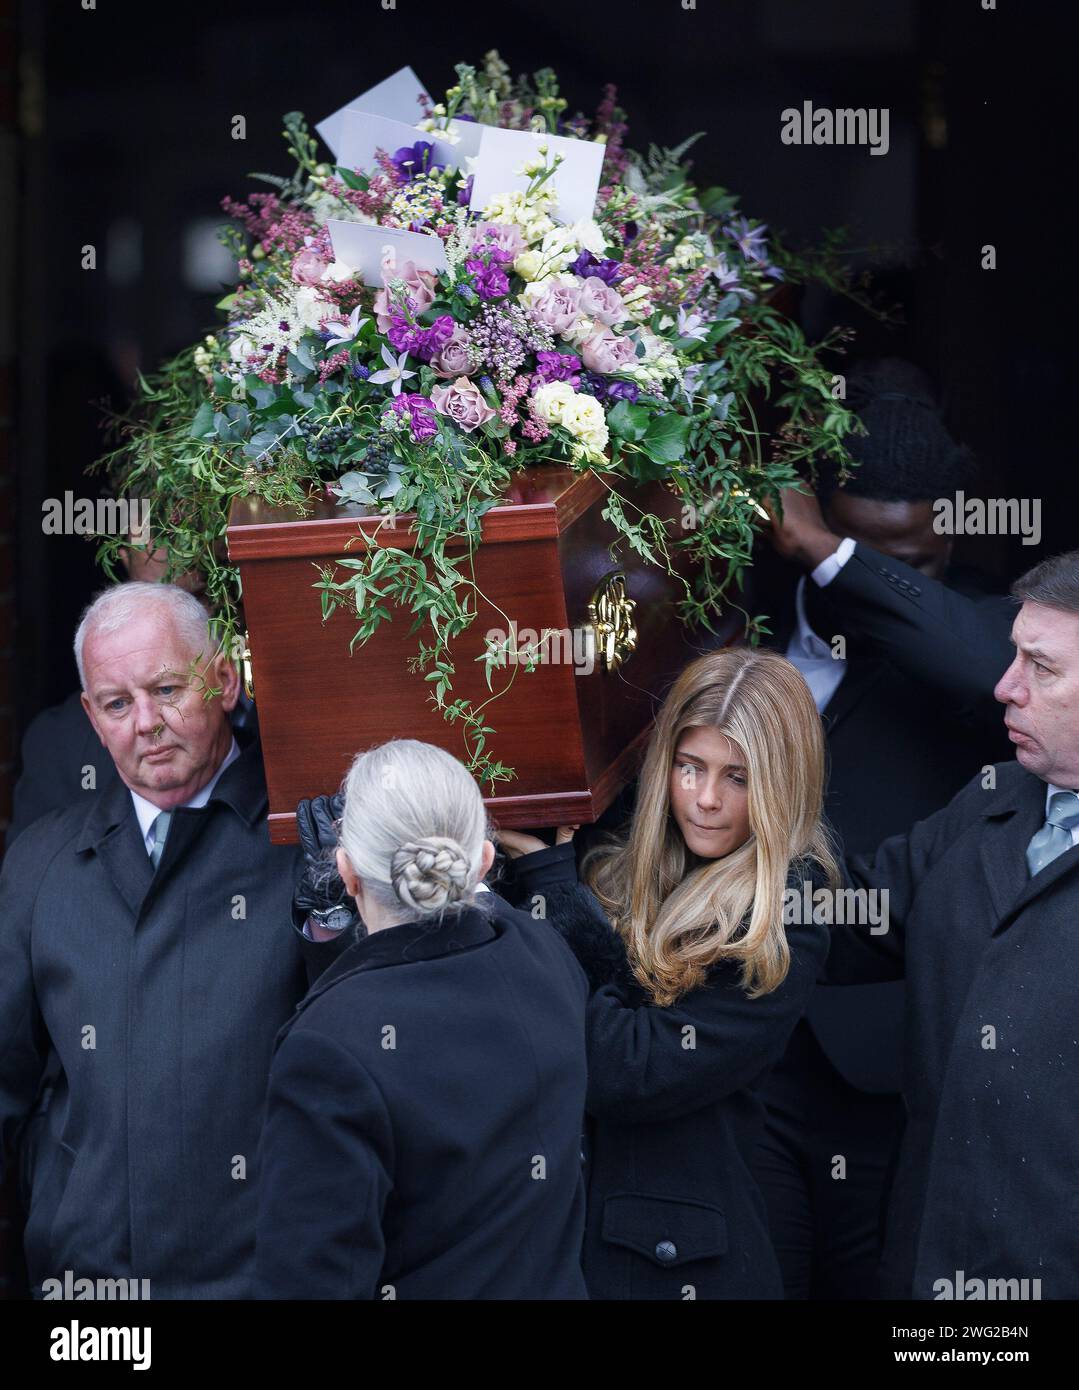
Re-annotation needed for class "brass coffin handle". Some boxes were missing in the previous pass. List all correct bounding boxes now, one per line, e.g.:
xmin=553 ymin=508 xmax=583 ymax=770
xmin=588 ymin=572 xmax=638 ymax=672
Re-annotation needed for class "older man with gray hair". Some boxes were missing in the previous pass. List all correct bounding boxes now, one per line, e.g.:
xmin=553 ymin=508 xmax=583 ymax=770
xmin=0 ymin=583 xmax=341 ymax=1298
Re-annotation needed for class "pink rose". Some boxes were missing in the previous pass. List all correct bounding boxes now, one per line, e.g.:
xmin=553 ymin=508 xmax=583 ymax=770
xmin=531 ymin=279 xmax=583 ymax=335
xmin=291 ymin=249 xmax=330 ymax=286
xmin=578 ymin=275 xmax=626 ymax=326
xmin=429 ymin=376 xmax=496 ymax=433
xmin=581 ymin=329 xmax=637 ymax=375
xmin=470 ymin=221 xmax=526 ymax=260
xmin=431 ymin=325 xmax=476 ymax=379
xmin=373 ymin=259 xmax=438 ymax=331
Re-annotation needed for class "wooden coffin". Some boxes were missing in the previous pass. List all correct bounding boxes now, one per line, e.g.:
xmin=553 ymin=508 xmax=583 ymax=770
xmin=227 ymin=466 xmax=743 ymax=843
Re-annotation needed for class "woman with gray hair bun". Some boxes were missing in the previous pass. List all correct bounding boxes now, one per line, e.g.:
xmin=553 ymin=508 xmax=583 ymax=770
xmin=256 ymin=739 xmax=590 ymax=1301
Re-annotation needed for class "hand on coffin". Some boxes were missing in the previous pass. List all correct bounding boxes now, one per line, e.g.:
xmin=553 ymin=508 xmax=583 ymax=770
xmin=496 ymin=826 xmax=579 ymax=859
xmin=764 ymin=484 xmax=841 ymax=570
xmin=294 ymin=792 xmax=361 ymax=939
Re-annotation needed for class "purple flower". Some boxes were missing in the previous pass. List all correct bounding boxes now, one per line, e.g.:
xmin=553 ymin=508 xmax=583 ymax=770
xmin=725 ymin=216 xmax=770 ymax=266
xmin=351 ymin=362 xmax=371 ymax=380
xmin=456 ymin=174 xmax=474 ymax=206
xmin=534 ymin=350 xmax=581 ymax=387
xmin=570 ymin=250 xmax=623 ymax=285
xmin=469 ymin=263 xmax=510 ymax=301
xmin=391 ymin=391 xmax=439 ymax=443
xmin=386 ymin=310 xmax=456 ymax=362
xmin=580 ymin=372 xmax=638 ymax=404
xmin=390 ymin=141 xmax=443 ymax=180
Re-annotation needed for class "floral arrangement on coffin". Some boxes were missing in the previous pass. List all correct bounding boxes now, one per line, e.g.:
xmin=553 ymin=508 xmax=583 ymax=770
xmin=96 ymin=51 xmax=872 ymax=785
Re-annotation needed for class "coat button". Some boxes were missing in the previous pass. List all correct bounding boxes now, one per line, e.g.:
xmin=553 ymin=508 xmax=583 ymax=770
xmin=654 ymin=1240 xmax=678 ymax=1263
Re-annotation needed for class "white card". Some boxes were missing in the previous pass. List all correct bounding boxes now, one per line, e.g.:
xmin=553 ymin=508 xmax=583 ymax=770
xmin=336 ymin=111 xmax=440 ymax=176
xmin=316 ymin=66 xmax=429 ymax=159
xmin=427 ymin=117 xmax=485 ymax=168
xmin=469 ymin=126 xmax=605 ymax=225
xmin=326 ymin=221 xmax=448 ymax=286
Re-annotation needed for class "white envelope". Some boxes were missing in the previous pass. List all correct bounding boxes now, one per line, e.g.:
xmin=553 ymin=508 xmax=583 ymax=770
xmin=469 ymin=126 xmax=605 ymax=225
xmin=316 ymin=66 xmax=429 ymax=159
xmin=326 ymin=221 xmax=448 ymax=286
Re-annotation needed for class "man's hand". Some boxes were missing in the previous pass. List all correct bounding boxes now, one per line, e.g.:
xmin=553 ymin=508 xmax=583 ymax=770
xmin=498 ymin=826 xmax=579 ymax=859
xmin=765 ymin=485 xmax=842 ymax=571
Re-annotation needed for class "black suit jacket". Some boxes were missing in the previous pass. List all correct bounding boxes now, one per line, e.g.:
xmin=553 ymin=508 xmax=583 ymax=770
xmin=756 ymin=544 xmax=1014 ymax=1093
xmin=827 ymin=762 xmax=1079 ymax=1299
xmin=0 ymin=732 xmax=336 ymax=1298
xmin=255 ymin=894 xmax=590 ymax=1300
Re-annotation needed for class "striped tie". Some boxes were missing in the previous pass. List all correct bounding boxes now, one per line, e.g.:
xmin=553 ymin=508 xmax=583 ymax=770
xmin=148 ymin=810 xmax=172 ymax=871
xmin=1025 ymin=791 xmax=1079 ymax=878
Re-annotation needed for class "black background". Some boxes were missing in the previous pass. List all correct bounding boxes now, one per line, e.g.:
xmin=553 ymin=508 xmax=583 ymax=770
xmin=12 ymin=0 xmax=1072 ymax=728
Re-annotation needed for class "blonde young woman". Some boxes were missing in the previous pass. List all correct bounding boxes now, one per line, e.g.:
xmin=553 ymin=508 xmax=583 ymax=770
xmin=499 ymin=648 xmax=837 ymax=1300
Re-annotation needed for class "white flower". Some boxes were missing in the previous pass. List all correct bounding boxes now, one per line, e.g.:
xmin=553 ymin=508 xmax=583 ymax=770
xmin=566 ymin=219 xmax=608 ymax=256
xmin=513 ymin=249 xmax=546 ymax=282
xmin=324 ymin=306 xmax=368 ymax=350
xmin=295 ymin=285 xmax=335 ymax=330
xmin=320 ymin=260 xmax=356 ymax=285
xmin=531 ymin=382 xmax=610 ymax=460
xmin=563 ymin=393 xmax=609 ymax=458
xmin=530 ymin=381 xmax=578 ymax=427
xmin=229 ymin=333 xmax=254 ymax=363
xmin=367 ymin=345 xmax=416 ymax=396
xmin=676 ymin=306 xmax=709 ymax=341
xmin=559 ymin=314 xmax=600 ymax=349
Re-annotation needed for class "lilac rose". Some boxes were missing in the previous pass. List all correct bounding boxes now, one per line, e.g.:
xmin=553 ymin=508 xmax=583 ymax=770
xmin=429 ymin=375 xmax=496 ymax=432
xmin=431 ymin=324 xmax=477 ymax=379
xmin=581 ymin=329 xmax=637 ymax=375
xmin=530 ymin=279 xmax=583 ymax=336
xmin=578 ymin=275 xmax=626 ymax=326
xmin=292 ymin=248 xmax=330 ymax=286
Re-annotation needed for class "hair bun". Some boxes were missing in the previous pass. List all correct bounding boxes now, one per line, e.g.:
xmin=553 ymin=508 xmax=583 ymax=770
xmin=390 ymin=836 xmax=471 ymax=914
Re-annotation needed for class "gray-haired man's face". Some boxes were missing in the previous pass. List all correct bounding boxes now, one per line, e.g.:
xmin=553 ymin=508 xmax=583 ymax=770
xmin=80 ymin=609 xmax=238 ymax=809
xmin=995 ymin=602 xmax=1079 ymax=789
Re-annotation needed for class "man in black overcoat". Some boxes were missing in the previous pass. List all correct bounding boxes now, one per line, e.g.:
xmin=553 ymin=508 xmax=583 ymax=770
xmin=825 ymin=548 xmax=1079 ymax=1298
xmin=0 ymin=582 xmax=340 ymax=1299
xmin=748 ymin=359 xmax=1014 ymax=1298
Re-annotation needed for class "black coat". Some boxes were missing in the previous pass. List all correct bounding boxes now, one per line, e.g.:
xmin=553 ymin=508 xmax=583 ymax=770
xmin=827 ymin=761 xmax=1079 ymax=1299
xmin=754 ymin=544 xmax=1014 ymax=1093
xmin=0 ymin=731 xmax=335 ymax=1298
xmin=502 ymin=846 xmax=831 ymax=1299
xmin=255 ymin=892 xmax=591 ymax=1300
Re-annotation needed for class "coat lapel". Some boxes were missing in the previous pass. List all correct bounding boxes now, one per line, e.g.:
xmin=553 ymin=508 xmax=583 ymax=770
xmin=75 ymin=778 xmax=154 ymax=918
xmin=977 ymin=772 xmax=1075 ymax=928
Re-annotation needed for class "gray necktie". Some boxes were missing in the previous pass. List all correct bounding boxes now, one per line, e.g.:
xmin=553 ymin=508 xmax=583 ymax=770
xmin=1025 ymin=791 xmax=1079 ymax=877
xmin=148 ymin=810 xmax=172 ymax=870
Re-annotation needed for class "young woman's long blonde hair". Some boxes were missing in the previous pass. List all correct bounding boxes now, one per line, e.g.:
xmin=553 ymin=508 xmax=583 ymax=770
xmin=583 ymin=648 xmax=837 ymax=1006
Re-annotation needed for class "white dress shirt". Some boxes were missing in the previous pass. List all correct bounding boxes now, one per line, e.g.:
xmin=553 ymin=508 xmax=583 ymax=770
xmin=130 ymin=737 xmax=241 ymax=855
xmin=783 ymin=536 xmax=856 ymax=714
